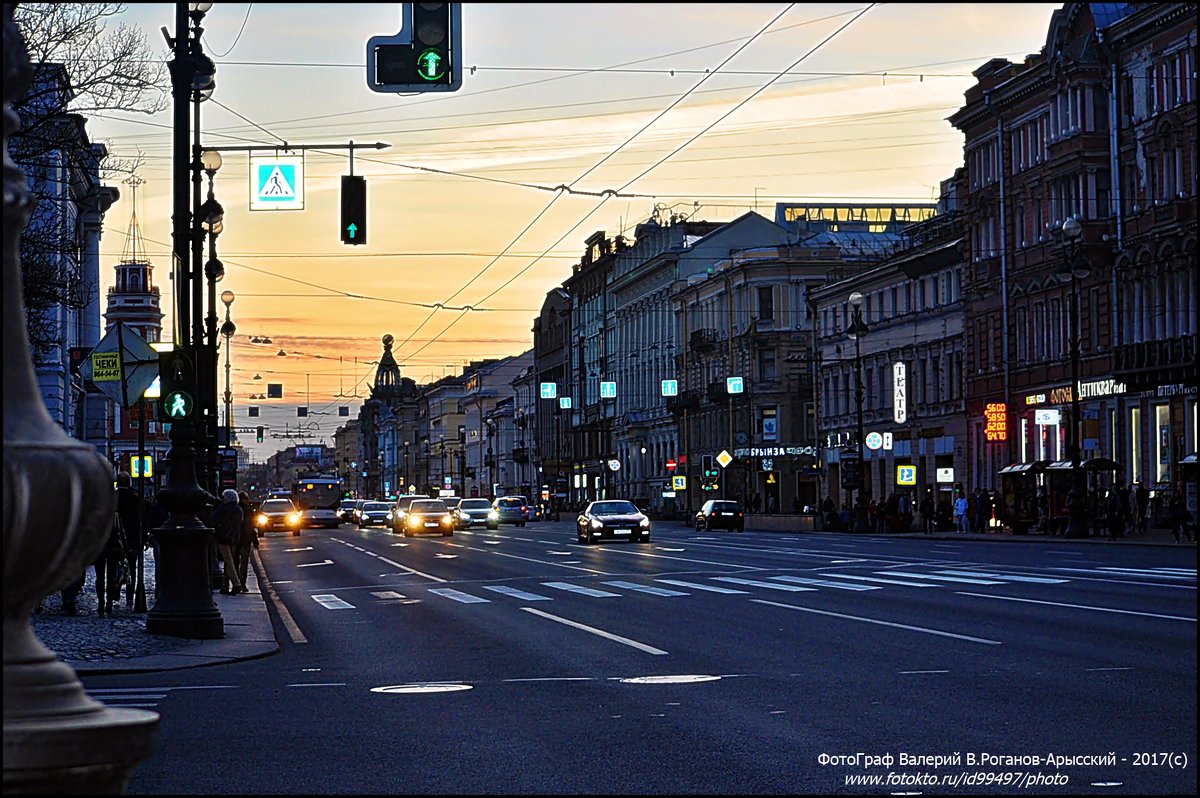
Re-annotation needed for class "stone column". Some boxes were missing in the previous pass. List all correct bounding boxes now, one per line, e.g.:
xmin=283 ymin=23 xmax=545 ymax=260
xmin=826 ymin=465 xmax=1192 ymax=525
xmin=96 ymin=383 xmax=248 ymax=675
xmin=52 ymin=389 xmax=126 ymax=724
xmin=3 ymin=4 xmax=158 ymax=792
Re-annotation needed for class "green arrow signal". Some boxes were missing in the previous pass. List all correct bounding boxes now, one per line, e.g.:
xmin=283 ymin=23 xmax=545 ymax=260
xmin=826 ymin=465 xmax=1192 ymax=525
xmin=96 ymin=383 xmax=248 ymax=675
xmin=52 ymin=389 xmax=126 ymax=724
xmin=347 ymin=223 xmax=358 ymax=239
xmin=416 ymin=48 xmax=445 ymax=81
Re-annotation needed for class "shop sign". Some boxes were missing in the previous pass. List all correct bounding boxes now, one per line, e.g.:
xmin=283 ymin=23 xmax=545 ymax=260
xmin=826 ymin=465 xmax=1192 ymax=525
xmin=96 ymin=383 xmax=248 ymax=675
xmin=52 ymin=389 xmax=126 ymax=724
xmin=984 ymin=402 xmax=1007 ymax=442
xmin=893 ymin=362 xmax=907 ymax=423
xmin=1078 ymin=378 xmax=1126 ymax=399
xmin=733 ymin=445 xmax=817 ymax=458
xmin=1035 ymin=408 xmax=1061 ymax=425
xmin=1049 ymin=386 xmax=1073 ymax=404
xmin=1024 ymin=392 xmax=1047 ymax=405
xmin=936 ymin=467 xmax=954 ymax=483
xmin=1156 ymin=383 xmax=1197 ymax=398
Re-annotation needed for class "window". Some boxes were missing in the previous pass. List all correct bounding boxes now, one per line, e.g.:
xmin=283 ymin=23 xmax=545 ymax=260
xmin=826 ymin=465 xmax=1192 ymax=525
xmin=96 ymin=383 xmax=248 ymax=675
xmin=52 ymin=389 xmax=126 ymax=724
xmin=1154 ymin=405 xmax=1171 ymax=483
xmin=1129 ymin=407 xmax=1141 ymax=485
xmin=760 ymin=406 xmax=778 ymax=442
xmin=757 ymin=348 xmax=776 ymax=382
xmin=757 ymin=286 xmax=774 ymax=322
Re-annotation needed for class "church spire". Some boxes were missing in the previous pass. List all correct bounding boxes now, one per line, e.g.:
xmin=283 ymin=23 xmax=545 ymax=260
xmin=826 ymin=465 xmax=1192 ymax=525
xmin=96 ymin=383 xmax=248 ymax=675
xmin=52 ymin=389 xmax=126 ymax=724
xmin=119 ymin=175 xmax=149 ymax=266
xmin=371 ymin=334 xmax=403 ymax=399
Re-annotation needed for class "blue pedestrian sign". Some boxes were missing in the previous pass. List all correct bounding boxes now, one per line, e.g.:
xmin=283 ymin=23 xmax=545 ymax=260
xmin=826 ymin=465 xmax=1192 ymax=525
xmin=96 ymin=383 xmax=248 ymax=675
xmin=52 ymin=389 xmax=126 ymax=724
xmin=559 ymin=397 xmax=572 ymax=410
xmin=540 ymin=382 xmax=557 ymax=399
xmin=726 ymin=376 xmax=744 ymax=394
xmin=250 ymin=154 xmax=305 ymax=211
xmin=661 ymin=379 xmax=678 ymax=397
xmin=600 ymin=381 xmax=616 ymax=399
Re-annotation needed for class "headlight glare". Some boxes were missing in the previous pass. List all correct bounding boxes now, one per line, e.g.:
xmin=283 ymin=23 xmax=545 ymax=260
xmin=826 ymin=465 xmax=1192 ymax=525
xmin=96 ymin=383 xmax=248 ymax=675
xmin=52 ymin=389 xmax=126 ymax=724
xmin=639 ymin=518 xmax=650 ymax=527
xmin=256 ymin=514 xmax=267 ymax=526
xmin=590 ymin=518 xmax=603 ymax=529
xmin=288 ymin=513 xmax=300 ymax=525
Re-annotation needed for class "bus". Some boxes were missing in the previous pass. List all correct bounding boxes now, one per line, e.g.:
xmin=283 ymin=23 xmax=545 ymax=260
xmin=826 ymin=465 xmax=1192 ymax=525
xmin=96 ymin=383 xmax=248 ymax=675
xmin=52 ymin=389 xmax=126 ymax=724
xmin=291 ymin=475 xmax=344 ymax=528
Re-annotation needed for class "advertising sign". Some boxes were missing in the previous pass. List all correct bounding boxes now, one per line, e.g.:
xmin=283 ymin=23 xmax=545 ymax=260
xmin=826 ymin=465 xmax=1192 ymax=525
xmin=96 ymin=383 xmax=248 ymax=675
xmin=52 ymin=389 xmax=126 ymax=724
xmin=1035 ymin=408 xmax=1061 ymax=425
xmin=893 ymin=362 xmax=907 ymax=424
xmin=936 ymin=467 xmax=954 ymax=483
xmin=984 ymin=402 xmax=1008 ymax=441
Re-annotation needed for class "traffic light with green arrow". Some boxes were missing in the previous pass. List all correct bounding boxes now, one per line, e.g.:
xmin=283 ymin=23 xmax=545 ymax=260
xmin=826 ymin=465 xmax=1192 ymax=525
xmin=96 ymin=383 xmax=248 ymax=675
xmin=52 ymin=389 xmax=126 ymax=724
xmin=341 ymin=175 xmax=366 ymax=245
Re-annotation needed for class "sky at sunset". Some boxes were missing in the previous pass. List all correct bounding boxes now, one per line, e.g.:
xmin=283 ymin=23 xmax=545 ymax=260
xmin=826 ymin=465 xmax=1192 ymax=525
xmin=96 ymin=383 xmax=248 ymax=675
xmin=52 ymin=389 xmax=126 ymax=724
xmin=81 ymin=2 xmax=1061 ymax=461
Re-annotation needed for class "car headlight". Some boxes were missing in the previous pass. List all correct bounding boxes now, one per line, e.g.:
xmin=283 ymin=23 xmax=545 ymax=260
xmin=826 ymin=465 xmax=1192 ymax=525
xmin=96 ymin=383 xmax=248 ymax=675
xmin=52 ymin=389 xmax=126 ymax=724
xmin=256 ymin=514 xmax=267 ymax=526
xmin=590 ymin=518 xmax=603 ymax=529
xmin=488 ymin=510 xmax=498 ymax=519
xmin=288 ymin=513 xmax=301 ymax=525
xmin=442 ymin=514 xmax=453 ymax=525
xmin=639 ymin=518 xmax=650 ymax=527
xmin=408 ymin=515 xmax=421 ymax=526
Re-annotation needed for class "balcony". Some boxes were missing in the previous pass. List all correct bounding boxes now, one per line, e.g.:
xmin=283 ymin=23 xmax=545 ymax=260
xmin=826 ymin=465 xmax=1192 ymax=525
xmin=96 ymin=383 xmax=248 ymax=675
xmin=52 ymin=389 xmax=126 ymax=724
xmin=706 ymin=381 xmax=729 ymax=404
xmin=666 ymin=390 xmax=701 ymax=417
xmin=512 ymin=446 xmax=529 ymax=464
xmin=690 ymin=328 xmax=719 ymax=353
xmin=1115 ymin=336 xmax=1196 ymax=389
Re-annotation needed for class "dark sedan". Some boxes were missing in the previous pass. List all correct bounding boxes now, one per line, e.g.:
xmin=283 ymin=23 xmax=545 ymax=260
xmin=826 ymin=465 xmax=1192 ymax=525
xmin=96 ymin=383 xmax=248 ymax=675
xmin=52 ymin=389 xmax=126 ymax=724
xmin=694 ymin=499 xmax=745 ymax=532
xmin=400 ymin=499 xmax=455 ymax=537
xmin=355 ymin=501 xmax=393 ymax=528
xmin=577 ymin=500 xmax=651 ymax=544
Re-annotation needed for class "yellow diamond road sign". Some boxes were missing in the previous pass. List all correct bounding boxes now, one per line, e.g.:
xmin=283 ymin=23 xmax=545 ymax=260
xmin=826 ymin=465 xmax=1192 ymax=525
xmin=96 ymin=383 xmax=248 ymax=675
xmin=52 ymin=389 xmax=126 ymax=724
xmin=716 ymin=450 xmax=733 ymax=469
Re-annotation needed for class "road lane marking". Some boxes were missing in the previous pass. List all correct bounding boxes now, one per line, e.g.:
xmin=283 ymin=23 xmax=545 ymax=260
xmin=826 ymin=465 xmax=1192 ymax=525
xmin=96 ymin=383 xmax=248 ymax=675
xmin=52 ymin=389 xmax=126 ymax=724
xmin=898 ymin=670 xmax=950 ymax=675
xmin=371 ymin=591 xmax=406 ymax=600
xmin=542 ymin=581 xmax=621 ymax=598
xmin=434 ymin=553 xmax=458 ymax=559
xmin=297 ymin=559 xmax=334 ymax=568
xmin=1094 ymin=567 xmax=1194 ymax=580
xmin=520 ymin=607 xmax=667 ymax=655
xmin=956 ymin=592 xmax=1197 ymax=622
xmin=283 ymin=546 xmax=313 ymax=552
xmin=484 ymin=540 xmax=501 ymax=545
xmin=503 ymin=676 xmax=595 ymax=683
xmin=770 ymin=575 xmax=878 ymax=591
xmin=255 ymin=551 xmax=306 ymax=643
xmin=817 ymin=573 xmax=939 ymax=588
xmin=481 ymin=585 xmax=552 ymax=601
xmin=429 ymin=588 xmax=489 ymax=604
xmin=882 ymin=571 xmax=1004 ymax=585
xmin=286 ymin=682 xmax=347 ymax=688
xmin=602 ymin=580 xmax=689 ymax=596
xmin=936 ymin=569 xmax=1068 ymax=584
xmin=377 ymin=557 xmax=447 ymax=583
xmin=752 ymin=600 xmax=1003 ymax=645
xmin=312 ymin=594 xmax=355 ymax=610
xmin=714 ymin=577 xmax=816 ymax=592
xmin=487 ymin=549 xmax=609 ymax=574
xmin=656 ymin=579 xmax=749 ymax=594
xmin=1084 ymin=667 xmax=1134 ymax=672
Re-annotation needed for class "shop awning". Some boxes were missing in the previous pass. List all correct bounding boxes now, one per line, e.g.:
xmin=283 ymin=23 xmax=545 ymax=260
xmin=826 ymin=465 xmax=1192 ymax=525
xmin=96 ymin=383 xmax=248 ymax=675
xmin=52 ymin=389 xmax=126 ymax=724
xmin=999 ymin=460 xmax=1049 ymax=474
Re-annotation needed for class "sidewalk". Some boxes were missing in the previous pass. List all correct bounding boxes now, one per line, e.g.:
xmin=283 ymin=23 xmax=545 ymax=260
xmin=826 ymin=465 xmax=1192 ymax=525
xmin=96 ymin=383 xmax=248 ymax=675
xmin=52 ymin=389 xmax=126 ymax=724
xmin=30 ymin=547 xmax=279 ymax=676
xmin=742 ymin=512 xmax=1196 ymax=547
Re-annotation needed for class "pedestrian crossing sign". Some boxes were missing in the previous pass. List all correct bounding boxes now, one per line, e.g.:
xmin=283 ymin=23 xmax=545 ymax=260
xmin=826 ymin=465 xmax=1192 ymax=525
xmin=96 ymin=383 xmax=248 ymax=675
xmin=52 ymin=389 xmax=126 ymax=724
xmin=250 ymin=154 xmax=305 ymax=211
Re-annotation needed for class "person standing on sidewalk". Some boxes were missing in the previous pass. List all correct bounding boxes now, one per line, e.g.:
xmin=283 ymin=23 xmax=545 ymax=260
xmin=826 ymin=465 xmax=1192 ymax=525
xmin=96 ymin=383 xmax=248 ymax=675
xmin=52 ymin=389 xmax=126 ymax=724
xmin=234 ymin=491 xmax=259 ymax=591
xmin=212 ymin=489 xmax=246 ymax=595
xmin=953 ymin=493 xmax=969 ymax=533
xmin=115 ymin=472 xmax=142 ymax=609
xmin=1169 ymin=487 xmax=1194 ymax=543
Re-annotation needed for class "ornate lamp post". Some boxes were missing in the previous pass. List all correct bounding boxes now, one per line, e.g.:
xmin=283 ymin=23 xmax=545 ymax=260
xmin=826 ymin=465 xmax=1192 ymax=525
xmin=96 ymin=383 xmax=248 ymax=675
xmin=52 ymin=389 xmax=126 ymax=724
xmin=220 ymin=290 xmax=236 ymax=453
xmin=1053 ymin=217 xmax=1091 ymax=538
xmin=4 ymin=5 xmax=157 ymax=790
xmin=847 ymin=291 xmax=871 ymax=532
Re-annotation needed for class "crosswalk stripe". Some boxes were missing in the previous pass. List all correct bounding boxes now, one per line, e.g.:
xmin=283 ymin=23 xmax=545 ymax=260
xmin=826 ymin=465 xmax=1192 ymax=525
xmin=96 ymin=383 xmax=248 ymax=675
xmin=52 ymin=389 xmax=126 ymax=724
xmin=770 ymin=575 xmax=878 ymax=591
xmin=818 ymin=573 xmax=939 ymax=588
xmin=371 ymin=591 xmax=406 ymax=600
xmin=713 ymin=577 xmax=817 ymax=592
xmin=1095 ymin=567 xmax=1194 ymax=580
xmin=656 ymin=578 xmax=749 ymax=594
xmin=602 ymin=580 xmax=689 ymax=596
xmin=429 ymin=588 xmax=490 ymax=604
xmin=481 ymin=585 xmax=552 ymax=601
xmin=936 ymin=569 xmax=1068 ymax=584
xmin=882 ymin=571 xmax=1004 ymax=585
xmin=541 ymin=582 xmax=621 ymax=598
xmin=312 ymin=594 xmax=355 ymax=609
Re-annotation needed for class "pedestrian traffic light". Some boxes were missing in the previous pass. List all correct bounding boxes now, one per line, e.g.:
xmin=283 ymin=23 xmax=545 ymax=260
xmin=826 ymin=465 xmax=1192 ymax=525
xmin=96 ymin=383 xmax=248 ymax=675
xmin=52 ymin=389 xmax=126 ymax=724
xmin=157 ymin=349 xmax=194 ymax=422
xmin=367 ymin=3 xmax=462 ymax=93
xmin=842 ymin=458 xmax=861 ymax=492
xmin=340 ymin=175 xmax=366 ymax=245
xmin=256 ymin=426 xmax=264 ymax=443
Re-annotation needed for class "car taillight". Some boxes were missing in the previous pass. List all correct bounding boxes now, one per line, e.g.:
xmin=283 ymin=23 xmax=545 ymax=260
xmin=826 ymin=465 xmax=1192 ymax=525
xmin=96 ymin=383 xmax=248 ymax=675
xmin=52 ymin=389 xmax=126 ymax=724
xmin=738 ymin=512 xmax=743 ymax=517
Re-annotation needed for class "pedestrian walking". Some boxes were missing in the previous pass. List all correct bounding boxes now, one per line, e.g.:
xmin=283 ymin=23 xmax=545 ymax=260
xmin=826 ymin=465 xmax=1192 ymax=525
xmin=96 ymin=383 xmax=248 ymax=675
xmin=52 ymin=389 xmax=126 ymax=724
xmin=1133 ymin=482 xmax=1149 ymax=535
xmin=212 ymin=489 xmax=246 ymax=594
xmin=1169 ymin=488 xmax=1194 ymax=543
xmin=750 ymin=493 xmax=762 ymax=514
xmin=919 ymin=493 xmax=934 ymax=534
xmin=235 ymin=491 xmax=259 ymax=590
xmin=1106 ymin=488 xmax=1124 ymax=541
xmin=95 ymin=492 xmax=127 ymax=616
xmin=766 ymin=494 xmax=776 ymax=514
xmin=115 ymin=472 xmax=142 ymax=609
xmin=953 ymin=493 xmax=969 ymax=533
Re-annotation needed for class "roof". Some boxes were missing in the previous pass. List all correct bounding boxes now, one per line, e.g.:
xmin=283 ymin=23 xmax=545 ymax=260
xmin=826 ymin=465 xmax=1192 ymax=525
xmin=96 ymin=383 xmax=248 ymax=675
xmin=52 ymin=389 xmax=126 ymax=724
xmin=1089 ymin=3 xmax=1137 ymax=30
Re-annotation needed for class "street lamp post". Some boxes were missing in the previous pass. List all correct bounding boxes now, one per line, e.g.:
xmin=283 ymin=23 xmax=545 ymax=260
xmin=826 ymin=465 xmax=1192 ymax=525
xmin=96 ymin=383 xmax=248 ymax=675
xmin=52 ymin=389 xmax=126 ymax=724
xmin=1054 ymin=217 xmax=1091 ymax=538
xmin=220 ymin=290 xmax=235 ymax=456
xmin=847 ymin=291 xmax=871 ymax=533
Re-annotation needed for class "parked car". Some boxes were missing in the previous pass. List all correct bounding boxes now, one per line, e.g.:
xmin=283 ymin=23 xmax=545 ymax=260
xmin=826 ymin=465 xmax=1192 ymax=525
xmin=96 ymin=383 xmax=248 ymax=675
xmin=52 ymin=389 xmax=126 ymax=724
xmin=355 ymin=501 xmax=393 ymax=528
xmin=694 ymin=499 xmax=745 ymax=532
xmin=487 ymin=496 xmax=527 ymax=529
xmin=255 ymin=498 xmax=303 ymax=537
xmin=577 ymin=499 xmax=651 ymax=544
xmin=390 ymin=494 xmax=432 ymax=533
xmin=454 ymin=497 xmax=494 ymax=529
xmin=399 ymin=499 xmax=455 ymax=537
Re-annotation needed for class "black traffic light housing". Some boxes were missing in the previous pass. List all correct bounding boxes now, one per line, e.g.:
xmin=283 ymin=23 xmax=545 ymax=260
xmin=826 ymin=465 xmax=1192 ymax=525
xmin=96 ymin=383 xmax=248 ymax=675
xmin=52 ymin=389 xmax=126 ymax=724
xmin=340 ymin=175 xmax=366 ymax=245
xmin=256 ymin=426 xmax=265 ymax=443
xmin=157 ymin=349 xmax=195 ymax=422
xmin=367 ymin=3 xmax=462 ymax=93
xmin=702 ymin=454 xmax=718 ymax=479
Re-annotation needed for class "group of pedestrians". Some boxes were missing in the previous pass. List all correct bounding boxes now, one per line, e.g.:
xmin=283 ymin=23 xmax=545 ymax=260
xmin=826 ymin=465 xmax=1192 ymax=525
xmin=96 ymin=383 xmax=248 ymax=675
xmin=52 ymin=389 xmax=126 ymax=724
xmin=52 ymin=475 xmax=261 ymax=616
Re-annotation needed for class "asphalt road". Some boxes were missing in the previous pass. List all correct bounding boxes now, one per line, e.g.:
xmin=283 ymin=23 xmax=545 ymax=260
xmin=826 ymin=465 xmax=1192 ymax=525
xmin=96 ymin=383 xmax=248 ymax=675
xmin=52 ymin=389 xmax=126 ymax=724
xmin=89 ymin=521 xmax=1196 ymax=795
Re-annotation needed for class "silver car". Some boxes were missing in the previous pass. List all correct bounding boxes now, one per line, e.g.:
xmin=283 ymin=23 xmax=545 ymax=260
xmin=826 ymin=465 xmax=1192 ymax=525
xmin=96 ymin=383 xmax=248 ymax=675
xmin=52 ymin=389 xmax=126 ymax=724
xmin=454 ymin=498 xmax=494 ymax=529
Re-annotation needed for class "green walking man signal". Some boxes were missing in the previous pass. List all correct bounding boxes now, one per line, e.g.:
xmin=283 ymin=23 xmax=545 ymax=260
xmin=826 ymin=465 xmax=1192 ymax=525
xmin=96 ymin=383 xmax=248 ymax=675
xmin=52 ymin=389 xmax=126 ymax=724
xmin=341 ymin=175 xmax=366 ymax=245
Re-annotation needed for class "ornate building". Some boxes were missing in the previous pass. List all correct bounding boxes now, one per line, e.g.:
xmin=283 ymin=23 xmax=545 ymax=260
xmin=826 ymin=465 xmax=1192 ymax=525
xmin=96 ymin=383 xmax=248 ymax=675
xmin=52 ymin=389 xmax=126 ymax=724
xmin=359 ymin=334 xmax=418 ymax=499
